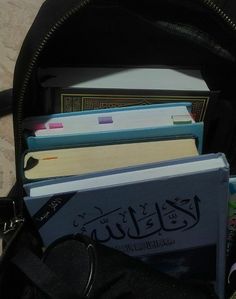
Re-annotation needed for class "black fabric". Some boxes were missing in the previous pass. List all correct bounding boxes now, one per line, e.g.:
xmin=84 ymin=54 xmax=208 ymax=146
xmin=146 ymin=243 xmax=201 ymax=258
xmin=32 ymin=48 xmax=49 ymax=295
xmin=37 ymin=4 xmax=235 ymax=72
xmin=42 ymin=239 xmax=92 ymax=297
xmin=222 ymin=0 xmax=236 ymax=24
xmin=0 ymin=185 xmax=23 ymax=237
xmin=9 ymin=235 xmax=217 ymax=299
xmin=11 ymin=247 xmax=81 ymax=299
xmin=0 ymin=89 xmax=12 ymax=117
xmin=28 ymin=236 xmax=215 ymax=299
xmin=0 ymin=198 xmax=15 ymax=237
xmin=0 ymin=222 xmax=41 ymax=299
xmin=203 ymin=98 xmax=236 ymax=172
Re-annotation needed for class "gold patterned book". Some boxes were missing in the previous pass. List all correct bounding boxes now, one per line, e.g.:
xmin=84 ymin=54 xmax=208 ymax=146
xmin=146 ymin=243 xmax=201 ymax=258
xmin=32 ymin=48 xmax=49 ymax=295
xmin=39 ymin=67 xmax=217 ymax=122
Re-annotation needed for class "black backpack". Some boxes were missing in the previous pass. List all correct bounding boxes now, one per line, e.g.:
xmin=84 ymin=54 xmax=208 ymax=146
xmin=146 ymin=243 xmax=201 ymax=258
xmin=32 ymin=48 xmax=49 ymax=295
xmin=1 ymin=0 xmax=236 ymax=298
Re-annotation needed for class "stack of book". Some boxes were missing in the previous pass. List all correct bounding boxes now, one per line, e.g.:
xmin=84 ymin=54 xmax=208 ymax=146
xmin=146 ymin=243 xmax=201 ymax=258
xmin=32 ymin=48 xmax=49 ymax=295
xmin=22 ymin=67 xmax=229 ymax=299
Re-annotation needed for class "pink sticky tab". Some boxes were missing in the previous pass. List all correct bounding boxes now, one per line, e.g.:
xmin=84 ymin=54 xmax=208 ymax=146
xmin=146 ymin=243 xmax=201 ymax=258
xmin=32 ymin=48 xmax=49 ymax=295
xmin=49 ymin=122 xmax=64 ymax=129
xmin=33 ymin=123 xmax=46 ymax=131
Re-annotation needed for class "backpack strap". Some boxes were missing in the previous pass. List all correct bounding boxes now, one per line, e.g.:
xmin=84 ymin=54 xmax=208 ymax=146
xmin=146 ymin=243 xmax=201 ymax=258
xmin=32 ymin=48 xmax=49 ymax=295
xmin=11 ymin=247 xmax=82 ymax=299
xmin=0 ymin=89 xmax=12 ymax=117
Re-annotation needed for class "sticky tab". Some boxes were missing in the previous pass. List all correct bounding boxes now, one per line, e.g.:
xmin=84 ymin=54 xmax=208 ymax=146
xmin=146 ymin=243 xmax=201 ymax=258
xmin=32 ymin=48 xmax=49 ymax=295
xmin=172 ymin=115 xmax=193 ymax=125
xmin=42 ymin=156 xmax=58 ymax=161
xmin=49 ymin=122 xmax=64 ymax=129
xmin=98 ymin=116 xmax=113 ymax=124
xmin=33 ymin=123 xmax=46 ymax=131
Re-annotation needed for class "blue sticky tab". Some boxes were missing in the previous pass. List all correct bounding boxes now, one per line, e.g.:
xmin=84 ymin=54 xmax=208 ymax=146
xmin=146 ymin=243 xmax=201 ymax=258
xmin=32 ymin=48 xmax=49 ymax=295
xmin=98 ymin=116 xmax=113 ymax=124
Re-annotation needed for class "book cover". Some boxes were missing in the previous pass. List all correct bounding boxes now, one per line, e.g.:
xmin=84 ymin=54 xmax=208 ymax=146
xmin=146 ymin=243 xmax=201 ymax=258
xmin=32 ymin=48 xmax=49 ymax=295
xmin=23 ymin=103 xmax=203 ymax=152
xmin=24 ymin=153 xmax=229 ymax=298
xmin=226 ymin=177 xmax=236 ymax=297
xmin=227 ymin=177 xmax=236 ymax=258
xmin=54 ymin=89 xmax=210 ymax=122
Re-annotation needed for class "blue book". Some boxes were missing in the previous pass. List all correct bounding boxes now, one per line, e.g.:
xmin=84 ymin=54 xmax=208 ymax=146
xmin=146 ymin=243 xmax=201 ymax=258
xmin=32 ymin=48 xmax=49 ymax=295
xmin=23 ymin=103 xmax=203 ymax=152
xmin=227 ymin=177 xmax=236 ymax=289
xmin=24 ymin=153 xmax=229 ymax=299
xmin=227 ymin=177 xmax=236 ymax=257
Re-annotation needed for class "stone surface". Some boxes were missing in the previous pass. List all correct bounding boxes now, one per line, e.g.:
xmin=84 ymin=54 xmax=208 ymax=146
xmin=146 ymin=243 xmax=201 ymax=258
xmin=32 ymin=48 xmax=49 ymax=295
xmin=0 ymin=0 xmax=44 ymax=196
xmin=0 ymin=115 xmax=15 ymax=195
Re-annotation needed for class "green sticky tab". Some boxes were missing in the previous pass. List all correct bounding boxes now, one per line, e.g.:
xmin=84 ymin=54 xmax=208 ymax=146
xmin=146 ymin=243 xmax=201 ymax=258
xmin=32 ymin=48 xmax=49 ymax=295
xmin=172 ymin=115 xmax=193 ymax=124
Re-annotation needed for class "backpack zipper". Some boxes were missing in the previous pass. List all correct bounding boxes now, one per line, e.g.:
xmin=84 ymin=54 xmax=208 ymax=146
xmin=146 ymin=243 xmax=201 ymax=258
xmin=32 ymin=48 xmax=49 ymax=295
xmin=13 ymin=0 xmax=91 ymax=223
xmin=14 ymin=0 xmax=236 ymax=185
xmin=203 ymin=0 xmax=236 ymax=30
xmin=15 ymin=0 xmax=91 ymax=175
